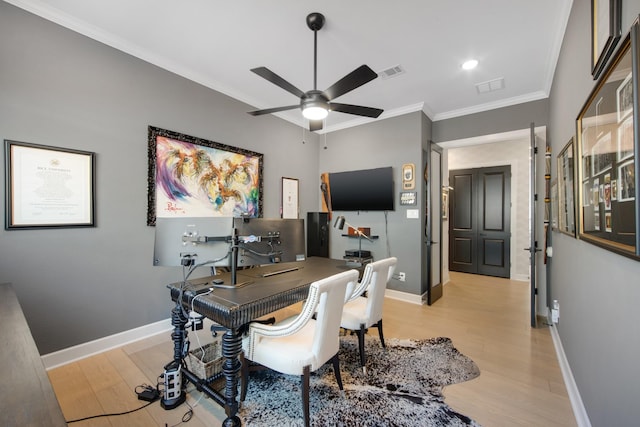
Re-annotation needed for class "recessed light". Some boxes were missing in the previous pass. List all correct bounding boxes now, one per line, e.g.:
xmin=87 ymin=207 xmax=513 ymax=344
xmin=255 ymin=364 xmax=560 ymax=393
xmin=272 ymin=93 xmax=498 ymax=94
xmin=462 ymin=59 xmax=478 ymax=70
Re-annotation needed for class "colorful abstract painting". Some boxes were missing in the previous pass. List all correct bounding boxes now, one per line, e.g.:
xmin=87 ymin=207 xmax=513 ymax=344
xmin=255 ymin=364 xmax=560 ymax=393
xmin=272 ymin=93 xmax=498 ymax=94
xmin=147 ymin=127 xmax=262 ymax=225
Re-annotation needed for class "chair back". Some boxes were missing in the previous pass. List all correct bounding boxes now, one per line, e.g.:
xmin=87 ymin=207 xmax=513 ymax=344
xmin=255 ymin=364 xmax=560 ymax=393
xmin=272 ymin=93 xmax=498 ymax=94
xmin=310 ymin=269 xmax=359 ymax=365
xmin=360 ymin=257 xmax=397 ymax=322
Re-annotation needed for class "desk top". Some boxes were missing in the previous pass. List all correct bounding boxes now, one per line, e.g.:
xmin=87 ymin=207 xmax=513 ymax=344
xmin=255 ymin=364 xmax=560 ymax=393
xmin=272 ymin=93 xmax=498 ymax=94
xmin=169 ymin=257 xmax=351 ymax=329
xmin=0 ymin=283 xmax=67 ymax=427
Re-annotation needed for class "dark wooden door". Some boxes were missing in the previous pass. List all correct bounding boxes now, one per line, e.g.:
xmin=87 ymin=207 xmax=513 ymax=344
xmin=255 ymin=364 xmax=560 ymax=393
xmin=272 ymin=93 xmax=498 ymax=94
xmin=449 ymin=166 xmax=511 ymax=278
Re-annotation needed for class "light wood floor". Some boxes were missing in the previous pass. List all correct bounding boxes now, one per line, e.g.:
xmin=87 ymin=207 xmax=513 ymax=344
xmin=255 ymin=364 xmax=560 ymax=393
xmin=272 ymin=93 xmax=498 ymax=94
xmin=48 ymin=272 xmax=577 ymax=426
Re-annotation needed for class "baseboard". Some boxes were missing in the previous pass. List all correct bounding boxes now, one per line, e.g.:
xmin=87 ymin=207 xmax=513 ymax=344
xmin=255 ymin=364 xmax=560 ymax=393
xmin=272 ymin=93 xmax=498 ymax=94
xmin=549 ymin=324 xmax=592 ymax=427
xmin=41 ymin=318 xmax=173 ymax=370
xmin=384 ymin=288 xmax=424 ymax=305
xmin=512 ymin=273 xmax=529 ymax=282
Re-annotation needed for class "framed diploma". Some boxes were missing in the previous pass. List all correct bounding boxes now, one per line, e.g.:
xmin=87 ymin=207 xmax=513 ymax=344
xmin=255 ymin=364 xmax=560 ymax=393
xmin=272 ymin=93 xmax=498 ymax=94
xmin=5 ymin=140 xmax=95 ymax=229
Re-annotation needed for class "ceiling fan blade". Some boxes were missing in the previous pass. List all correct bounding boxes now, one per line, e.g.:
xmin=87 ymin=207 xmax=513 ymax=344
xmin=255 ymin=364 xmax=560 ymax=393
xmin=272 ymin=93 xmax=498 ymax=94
xmin=309 ymin=120 xmax=323 ymax=132
xmin=330 ymin=102 xmax=383 ymax=118
xmin=247 ymin=105 xmax=299 ymax=116
xmin=323 ymin=65 xmax=379 ymax=101
xmin=250 ymin=67 xmax=305 ymax=98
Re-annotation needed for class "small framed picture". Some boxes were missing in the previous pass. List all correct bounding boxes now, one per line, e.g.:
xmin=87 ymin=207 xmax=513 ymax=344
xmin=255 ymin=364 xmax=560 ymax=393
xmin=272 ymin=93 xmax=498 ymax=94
xmin=281 ymin=177 xmax=299 ymax=219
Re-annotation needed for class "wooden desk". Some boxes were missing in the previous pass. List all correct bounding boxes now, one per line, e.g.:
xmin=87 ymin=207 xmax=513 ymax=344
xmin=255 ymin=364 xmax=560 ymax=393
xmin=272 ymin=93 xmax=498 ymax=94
xmin=166 ymin=257 xmax=350 ymax=426
xmin=0 ymin=283 xmax=67 ymax=427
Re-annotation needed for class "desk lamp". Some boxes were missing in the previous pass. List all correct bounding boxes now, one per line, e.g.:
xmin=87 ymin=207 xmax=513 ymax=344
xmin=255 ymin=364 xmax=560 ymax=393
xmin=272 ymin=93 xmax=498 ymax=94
xmin=333 ymin=215 xmax=373 ymax=258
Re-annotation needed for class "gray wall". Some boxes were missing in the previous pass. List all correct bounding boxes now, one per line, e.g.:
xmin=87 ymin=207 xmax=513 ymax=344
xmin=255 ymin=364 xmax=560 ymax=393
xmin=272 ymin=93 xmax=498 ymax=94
xmin=432 ymin=98 xmax=549 ymax=143
xmin=317 ymin=111 xmax=427 ymax=296
xmin=548 ymin=0 xmax=640 ymax=425
xmin=0 ymin=3 xmax=321 ymax=354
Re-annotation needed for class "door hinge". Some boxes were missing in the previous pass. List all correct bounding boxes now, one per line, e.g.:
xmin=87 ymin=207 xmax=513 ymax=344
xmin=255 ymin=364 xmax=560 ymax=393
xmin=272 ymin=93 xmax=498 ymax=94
xmin=534 ymin=194 xmax=538 ymax=201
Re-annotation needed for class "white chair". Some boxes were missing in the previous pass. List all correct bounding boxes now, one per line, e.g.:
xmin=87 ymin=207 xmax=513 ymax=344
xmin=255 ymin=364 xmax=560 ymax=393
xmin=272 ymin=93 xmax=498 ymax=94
xmin=340 ymin=257 xmax=397 ymax=372
xmin=240 ymin=269 xmax=359 ymax=427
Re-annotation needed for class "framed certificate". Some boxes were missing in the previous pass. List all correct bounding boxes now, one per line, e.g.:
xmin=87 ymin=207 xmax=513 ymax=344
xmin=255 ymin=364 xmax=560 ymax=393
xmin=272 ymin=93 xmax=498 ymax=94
xmin=5 ymin=140 xmax=95 ymax=229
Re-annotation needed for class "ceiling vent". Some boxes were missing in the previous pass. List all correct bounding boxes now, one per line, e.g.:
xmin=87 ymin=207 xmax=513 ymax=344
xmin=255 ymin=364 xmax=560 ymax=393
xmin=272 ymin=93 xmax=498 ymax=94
xmin=379 ymin=65 xmax=406 ymax=79
xmin=475 ymin=77 xmax=505 ymax=94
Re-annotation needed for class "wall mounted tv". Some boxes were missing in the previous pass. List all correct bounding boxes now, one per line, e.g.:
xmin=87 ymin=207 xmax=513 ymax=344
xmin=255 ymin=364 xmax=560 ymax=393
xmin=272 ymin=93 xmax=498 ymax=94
xmin=329 ymin=166 xmax=394 ymax=211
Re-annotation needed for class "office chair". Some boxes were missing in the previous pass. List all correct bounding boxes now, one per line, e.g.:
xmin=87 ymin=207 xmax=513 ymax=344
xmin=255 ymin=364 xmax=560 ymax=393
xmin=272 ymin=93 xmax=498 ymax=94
xmin=240 ymin=269 xmax=359 ymax=427
xmin=340 ymin=257 xmax=397 ymax=372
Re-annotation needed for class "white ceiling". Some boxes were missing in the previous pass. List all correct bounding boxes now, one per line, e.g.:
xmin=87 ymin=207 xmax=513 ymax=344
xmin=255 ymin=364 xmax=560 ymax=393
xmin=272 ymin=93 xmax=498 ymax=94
xmin=6 ymin=0 xmax=573 ymax=133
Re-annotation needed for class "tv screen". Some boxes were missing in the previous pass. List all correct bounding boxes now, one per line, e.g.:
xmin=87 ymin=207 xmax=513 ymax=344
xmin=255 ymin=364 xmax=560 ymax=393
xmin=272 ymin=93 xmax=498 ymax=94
xmin=329 ymin=167 xmax=394 ymax=211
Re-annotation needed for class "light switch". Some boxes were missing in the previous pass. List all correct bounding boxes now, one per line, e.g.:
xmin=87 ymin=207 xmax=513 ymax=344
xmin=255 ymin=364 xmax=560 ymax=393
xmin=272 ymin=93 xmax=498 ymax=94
xmin=406 ymin=209 xmax=419 ymax=219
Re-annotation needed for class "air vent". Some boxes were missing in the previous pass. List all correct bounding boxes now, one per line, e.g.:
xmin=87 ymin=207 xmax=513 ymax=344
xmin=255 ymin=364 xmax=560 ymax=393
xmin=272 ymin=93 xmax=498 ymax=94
xmin=379 ymin=65 xmax=406 ymax=79
xmin=475 ymin=77 xmax=505 ymax=94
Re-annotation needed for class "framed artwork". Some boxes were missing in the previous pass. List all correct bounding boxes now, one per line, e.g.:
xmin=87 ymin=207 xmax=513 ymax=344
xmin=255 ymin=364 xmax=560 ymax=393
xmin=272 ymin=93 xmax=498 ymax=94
xmin=591 ymin=0 xmax=622 ymax=79
xmin=281 ymin=177 xmax=299 ymax=219
xmin=557 ymin=138 xmax=576 ymax=236
xmin=147 ymin=126 xmax=263 ymax=226
xmin=577 ymin=21 xmax=640 ymax=260
xmin=442 ymin=188 xmax=449 ymax=220
xmin=4 ymin=140 xmax=95 ymax=229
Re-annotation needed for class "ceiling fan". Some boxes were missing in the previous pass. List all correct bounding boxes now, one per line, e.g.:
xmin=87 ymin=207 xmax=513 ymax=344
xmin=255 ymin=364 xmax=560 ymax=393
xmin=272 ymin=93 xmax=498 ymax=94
xmin=247 ymin=12 xmax=383 ymax=132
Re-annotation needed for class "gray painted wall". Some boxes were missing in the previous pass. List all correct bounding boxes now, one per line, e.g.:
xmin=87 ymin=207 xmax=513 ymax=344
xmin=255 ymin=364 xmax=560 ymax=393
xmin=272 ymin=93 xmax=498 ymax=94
xmin=0 ymin=3 xmax=324 ymax=354
xmin=548 ymin=1 xmax=640 ymax=425
xmin=432 ymin=98 xmax=548 ymax=143
xmin=317 ymin=111 xmax=427 ymax=296
xmin=0 ymin=3 xmax=431 ymax=356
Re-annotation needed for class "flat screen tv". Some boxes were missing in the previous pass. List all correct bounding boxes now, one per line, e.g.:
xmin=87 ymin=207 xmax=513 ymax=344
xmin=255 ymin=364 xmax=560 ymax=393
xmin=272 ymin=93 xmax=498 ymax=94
xmin=329 ymin=167 xmax=394 ymax=211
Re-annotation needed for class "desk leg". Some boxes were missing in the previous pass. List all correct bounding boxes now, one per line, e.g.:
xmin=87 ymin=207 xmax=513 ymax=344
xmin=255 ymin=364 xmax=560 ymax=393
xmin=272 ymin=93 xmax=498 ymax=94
xmin=221 ymin=328 xmax=242 ymax=427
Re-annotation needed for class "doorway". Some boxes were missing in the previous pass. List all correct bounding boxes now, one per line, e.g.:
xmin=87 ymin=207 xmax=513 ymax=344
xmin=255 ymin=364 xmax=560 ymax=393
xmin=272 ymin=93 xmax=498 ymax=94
xmin=449 ymin=166 xmax=511 ymax=278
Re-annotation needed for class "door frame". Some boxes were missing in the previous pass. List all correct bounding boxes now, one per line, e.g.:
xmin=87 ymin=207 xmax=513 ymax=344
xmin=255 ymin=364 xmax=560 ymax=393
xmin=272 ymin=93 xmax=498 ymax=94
xmin=437 ymin=126 xmax=547 ymax=319
xmin=425 ymin=142 xmax=443 ymax=305
xmin=448 ymin=165 xmax=512 ymax=278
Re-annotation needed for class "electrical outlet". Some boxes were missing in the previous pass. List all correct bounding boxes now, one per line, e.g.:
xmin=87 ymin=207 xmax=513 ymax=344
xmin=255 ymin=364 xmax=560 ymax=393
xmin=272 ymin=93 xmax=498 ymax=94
xmin=551 ymin=300 xmax=560 ymax=323
xmin=398 ymin=272 xmax=406 ymax=282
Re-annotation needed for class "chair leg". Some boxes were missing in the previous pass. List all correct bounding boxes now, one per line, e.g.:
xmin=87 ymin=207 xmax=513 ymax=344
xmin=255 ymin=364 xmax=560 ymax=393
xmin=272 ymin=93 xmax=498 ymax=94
xmin=330 ymin=353 xmax=344 ymax=390
xmin=357 ymin=324 xmax=366 ymax=371
xmin=301 ymin=365 xmax=310 ymax=427
xmin=376 ymin=319 xmax=386 ymax=348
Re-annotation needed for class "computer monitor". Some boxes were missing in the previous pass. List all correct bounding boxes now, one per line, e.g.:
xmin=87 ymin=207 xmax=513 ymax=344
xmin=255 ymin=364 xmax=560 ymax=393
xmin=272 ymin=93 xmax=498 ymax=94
xmin=233 ymin=218 xmax=306 ymax=268
xmin=153 ymin=217 xmax=235 ymax=268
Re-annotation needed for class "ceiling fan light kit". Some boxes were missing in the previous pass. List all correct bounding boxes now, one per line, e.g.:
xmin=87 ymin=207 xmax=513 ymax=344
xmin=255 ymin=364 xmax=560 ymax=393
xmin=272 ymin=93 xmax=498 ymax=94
xmin=247 ymin=12 xmax=383 ymax=131
xmin=301 ymin=91 xmax=329 ymax=120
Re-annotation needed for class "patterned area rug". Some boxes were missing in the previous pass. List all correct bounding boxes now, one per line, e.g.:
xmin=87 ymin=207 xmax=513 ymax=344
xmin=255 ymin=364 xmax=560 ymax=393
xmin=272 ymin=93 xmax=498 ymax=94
xmin=239 ymin=335 xmax=481 ymax=426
